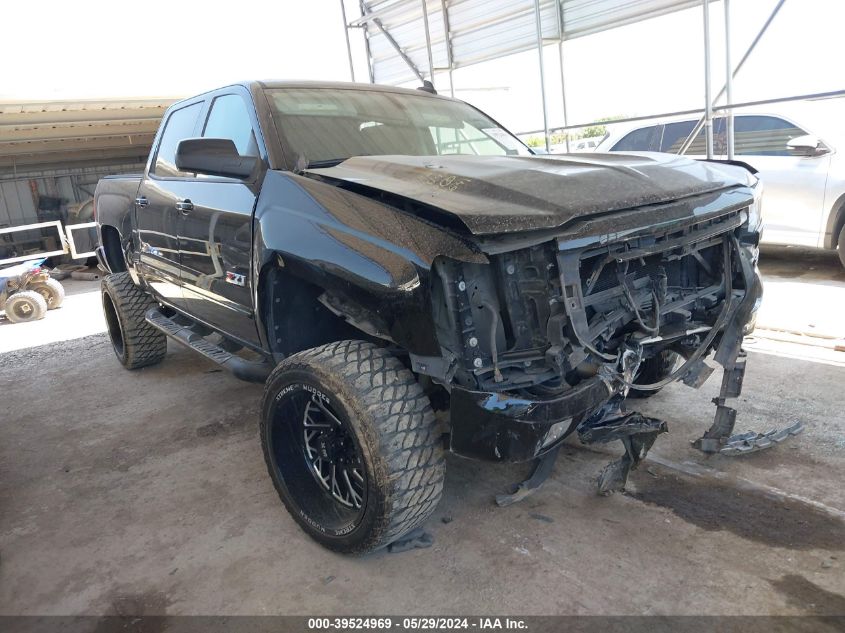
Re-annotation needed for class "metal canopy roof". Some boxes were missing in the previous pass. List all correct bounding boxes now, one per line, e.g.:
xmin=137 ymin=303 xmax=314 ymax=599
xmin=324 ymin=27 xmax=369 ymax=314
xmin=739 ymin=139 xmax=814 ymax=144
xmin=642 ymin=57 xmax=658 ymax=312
xmin=354 ymin=0 xmax=707 ymax=85
xmin=0 ymin=98 xmax=175 ymax=173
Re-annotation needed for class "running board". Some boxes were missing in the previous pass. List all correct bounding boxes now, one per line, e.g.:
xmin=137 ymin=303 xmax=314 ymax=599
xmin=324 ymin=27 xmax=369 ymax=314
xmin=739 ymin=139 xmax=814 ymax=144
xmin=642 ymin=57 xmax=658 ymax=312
xmin=145 ymin=307 xmax=272 ymax=383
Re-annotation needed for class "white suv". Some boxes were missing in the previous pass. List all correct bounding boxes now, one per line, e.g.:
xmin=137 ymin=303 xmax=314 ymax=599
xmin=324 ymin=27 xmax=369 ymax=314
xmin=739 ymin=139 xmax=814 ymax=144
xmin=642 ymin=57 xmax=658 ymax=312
xmin=595 ymin=101 xmax=845 ymax=267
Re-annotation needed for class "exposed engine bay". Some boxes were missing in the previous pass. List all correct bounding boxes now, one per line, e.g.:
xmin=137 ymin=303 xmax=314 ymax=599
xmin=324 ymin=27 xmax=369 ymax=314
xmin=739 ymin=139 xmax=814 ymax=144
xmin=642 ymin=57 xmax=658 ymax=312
xmin=429 ymin=203 xmax=766 ymax=495
xmin=301 ymin=150 xmax=792 ymax=496
xmin=434 ymin=208 xmax=749 ymax=394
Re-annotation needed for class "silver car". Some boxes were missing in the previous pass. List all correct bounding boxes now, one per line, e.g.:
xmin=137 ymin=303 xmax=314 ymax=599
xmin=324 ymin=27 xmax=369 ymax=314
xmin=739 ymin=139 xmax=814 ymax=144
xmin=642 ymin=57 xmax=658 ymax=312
xmin=595 ymin=101 xmax=845 ymax=267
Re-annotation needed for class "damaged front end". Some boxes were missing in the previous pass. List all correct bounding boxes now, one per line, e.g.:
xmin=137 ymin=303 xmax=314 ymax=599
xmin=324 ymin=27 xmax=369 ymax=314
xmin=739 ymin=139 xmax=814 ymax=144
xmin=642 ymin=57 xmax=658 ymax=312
xmin=417 ymin=183 xmax=763 ymax=490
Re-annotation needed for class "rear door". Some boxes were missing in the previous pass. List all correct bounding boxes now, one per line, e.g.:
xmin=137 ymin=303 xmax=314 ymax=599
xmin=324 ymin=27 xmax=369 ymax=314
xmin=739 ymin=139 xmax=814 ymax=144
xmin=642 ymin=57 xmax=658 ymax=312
xmin=135 ymin=100 xmax=204 ymax=306
xmin=731 ymin=115 xmax=830 ymax=247
xmin=660 ymin=119 xmax=724 ymax=157
xmin=177 ymin=89 xmax=265 ymax=345
xmin=608 ymin=119 xmax=719 ymax=158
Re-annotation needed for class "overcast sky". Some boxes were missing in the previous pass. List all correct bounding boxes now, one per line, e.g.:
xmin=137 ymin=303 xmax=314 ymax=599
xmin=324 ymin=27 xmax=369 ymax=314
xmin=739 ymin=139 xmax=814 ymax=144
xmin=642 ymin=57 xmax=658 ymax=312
xmin=1 ymin=0 xmax=841 ymax=135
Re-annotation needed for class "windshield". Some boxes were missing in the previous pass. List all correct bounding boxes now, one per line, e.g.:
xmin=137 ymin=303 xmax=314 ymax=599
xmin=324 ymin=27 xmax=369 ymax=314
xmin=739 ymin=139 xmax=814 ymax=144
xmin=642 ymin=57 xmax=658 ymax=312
xmin=265 ymin=87 xmax=532 ymax=167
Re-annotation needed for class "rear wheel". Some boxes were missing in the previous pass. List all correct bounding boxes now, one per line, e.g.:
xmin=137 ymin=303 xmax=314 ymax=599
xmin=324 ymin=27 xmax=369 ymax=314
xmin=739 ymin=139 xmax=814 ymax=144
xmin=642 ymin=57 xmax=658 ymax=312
xmin=101 ymin=272 xmax=167 ymax=369
xmin=32 ymin=278 xmax=65 ymax=309
xmin=260 ymin=340 xmax=444 ymax=554
xmin=4 ymin=290 xmax=48 ymax=323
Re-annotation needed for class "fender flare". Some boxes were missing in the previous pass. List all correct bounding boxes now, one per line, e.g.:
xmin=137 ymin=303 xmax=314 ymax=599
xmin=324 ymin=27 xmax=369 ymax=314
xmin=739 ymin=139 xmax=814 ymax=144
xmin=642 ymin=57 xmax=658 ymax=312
xmin=251 ymin=170 xmax=487 ymax=357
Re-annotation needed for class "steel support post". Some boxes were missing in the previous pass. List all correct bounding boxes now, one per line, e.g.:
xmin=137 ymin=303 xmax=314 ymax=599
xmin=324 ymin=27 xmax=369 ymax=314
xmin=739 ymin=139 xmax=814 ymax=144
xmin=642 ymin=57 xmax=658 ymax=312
xmin=440 ymin=0 xmax=455 ymax=97
xmin=421 ymin=0 xmax=435 ymax=84
xmin=703 ymin=0 xmax=714 ymax=159
xmin=724 ymin=0 xmax=735 ymax=159
xmin=533 ymin=0 xmax=551 ymax=153
xmin=556 ymin=0 xmax=570 ymax=152
xmin=359 ymin=0 xmax=375 ymax=83
xmin=679 ymin=0 xmax=787 ymax=154
xmin=340 ymin=0 xmax=356 ymax=82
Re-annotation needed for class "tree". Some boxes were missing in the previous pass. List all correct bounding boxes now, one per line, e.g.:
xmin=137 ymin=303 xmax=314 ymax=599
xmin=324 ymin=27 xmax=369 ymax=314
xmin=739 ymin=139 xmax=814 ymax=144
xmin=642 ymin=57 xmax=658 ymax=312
xmin=582 ymin=116 xmax=624 ymax=138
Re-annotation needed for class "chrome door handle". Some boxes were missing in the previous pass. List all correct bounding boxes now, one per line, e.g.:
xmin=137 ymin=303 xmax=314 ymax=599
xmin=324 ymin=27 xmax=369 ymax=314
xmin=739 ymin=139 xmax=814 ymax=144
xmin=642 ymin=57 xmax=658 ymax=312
xmin=135 ymin=196 xmax=149 ymax=207
xmin=176 ymin=199 xmax=194 ymax=213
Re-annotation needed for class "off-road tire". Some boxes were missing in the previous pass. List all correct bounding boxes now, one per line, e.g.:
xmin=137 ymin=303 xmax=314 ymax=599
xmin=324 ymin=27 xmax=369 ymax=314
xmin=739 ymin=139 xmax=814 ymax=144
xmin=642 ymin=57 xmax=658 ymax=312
xmin=837 ymin=225 xmax=845 ymax=269
xmin=32 ymin=277 xmax=65 ymax=309
xmin=101 ymin=272 xmax=167 ymax=369
xmin=4 ymin=290 xmax=48 ymax=323
xmin=260 ymin=340 xmax=445 ymax=554
xmin=628 ymin=350 xmax=679 ymax=398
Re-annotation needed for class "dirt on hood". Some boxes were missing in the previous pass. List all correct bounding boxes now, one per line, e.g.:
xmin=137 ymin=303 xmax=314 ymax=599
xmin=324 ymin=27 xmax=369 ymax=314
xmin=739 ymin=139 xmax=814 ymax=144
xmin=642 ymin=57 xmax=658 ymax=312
xmin=305 ymin=152 xmax=754 ymax=235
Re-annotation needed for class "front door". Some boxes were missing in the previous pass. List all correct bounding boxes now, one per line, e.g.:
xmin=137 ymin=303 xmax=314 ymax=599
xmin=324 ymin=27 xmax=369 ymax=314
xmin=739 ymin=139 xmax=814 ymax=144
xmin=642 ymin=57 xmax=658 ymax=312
xmin=177 ymin=92 xmax=262 ymax=345
xmin=135 ymin=100 xmax=204 ymax=306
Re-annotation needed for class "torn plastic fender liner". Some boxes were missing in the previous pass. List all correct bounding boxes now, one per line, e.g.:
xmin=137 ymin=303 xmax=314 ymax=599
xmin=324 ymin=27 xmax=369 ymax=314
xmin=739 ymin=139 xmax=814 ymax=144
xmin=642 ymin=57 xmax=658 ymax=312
xmin=448 ymin=376 xmax=612 ymax=463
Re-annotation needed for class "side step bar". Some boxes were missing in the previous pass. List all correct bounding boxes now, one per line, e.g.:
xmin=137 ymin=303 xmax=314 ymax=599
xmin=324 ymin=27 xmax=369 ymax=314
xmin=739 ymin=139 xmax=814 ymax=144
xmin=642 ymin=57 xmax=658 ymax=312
xmin=145 ymin=307 xmax=272 ymax=383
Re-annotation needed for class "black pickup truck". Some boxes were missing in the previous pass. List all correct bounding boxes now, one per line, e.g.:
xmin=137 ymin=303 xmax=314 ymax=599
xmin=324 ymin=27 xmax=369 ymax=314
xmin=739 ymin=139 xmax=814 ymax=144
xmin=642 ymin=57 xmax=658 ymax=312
xmin=95 ymin=80 xmax=762 ymax=554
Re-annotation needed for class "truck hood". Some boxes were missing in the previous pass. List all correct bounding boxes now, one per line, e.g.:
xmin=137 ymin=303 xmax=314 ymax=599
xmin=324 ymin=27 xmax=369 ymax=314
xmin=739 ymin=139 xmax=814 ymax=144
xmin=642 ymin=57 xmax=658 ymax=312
xmin=305 ymin=152 xmax=750 ymax=235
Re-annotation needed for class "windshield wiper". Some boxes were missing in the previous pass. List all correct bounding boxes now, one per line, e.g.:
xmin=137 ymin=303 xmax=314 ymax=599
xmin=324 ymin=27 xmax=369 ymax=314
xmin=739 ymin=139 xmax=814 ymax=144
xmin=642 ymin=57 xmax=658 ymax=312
xmin=306 ymin=158 xmax=349 ymax=169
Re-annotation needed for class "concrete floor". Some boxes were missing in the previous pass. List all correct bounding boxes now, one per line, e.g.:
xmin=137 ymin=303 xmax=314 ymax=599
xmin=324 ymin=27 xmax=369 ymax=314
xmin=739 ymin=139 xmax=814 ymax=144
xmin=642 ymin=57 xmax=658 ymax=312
xmin=1 ymin=251 xmax=844 ymax=616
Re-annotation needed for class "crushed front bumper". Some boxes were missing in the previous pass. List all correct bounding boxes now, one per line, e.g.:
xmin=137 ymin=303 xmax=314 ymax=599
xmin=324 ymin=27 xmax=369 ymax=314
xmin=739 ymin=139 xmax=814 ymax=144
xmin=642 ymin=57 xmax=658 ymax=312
xmin=447 ymin=237 xmax=762 ymax=464
xmin=448 ymin=376 xmax=612 ymax=462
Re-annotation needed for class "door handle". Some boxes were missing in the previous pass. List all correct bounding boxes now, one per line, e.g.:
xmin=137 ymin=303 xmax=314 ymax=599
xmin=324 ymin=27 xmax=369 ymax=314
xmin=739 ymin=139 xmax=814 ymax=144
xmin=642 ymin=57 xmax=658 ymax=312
xmin=135 ymin=196 xmax=149 ymax=207
xmin=176 ymin=199 xmax=194 ymax=213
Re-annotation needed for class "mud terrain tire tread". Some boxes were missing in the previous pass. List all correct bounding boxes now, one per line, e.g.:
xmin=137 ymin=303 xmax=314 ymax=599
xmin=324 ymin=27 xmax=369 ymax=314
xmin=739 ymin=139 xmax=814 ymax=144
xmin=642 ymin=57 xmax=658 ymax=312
xmin=101 ymin=272 xmax=166 ymax=369
xmin=260 ymin=339 xmax=445 ymax=554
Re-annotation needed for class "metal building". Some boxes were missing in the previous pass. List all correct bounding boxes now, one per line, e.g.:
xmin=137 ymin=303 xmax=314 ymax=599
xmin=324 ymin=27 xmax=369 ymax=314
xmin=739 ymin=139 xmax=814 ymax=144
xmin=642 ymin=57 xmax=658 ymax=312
xmin=341 ymin=0 xmax=840 ymax=155
xmin=0 ymin=97 xmax=174 ymax=261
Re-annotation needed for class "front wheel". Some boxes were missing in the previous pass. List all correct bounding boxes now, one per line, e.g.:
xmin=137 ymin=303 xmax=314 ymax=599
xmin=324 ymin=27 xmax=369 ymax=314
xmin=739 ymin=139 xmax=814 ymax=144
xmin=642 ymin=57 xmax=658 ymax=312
xmin=260 ymin=340 xmax=445 ymax=554
xmin=4 ymin=290 xmax=48 ymax=323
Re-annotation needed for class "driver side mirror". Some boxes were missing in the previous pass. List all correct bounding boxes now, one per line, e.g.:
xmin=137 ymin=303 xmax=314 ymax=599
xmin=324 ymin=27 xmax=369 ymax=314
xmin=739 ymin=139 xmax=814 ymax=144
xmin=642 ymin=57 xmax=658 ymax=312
xmin=786 ymin=134 xmax=829 ymax=157
xmin=175 ymin=138 xmax=258 ymax=179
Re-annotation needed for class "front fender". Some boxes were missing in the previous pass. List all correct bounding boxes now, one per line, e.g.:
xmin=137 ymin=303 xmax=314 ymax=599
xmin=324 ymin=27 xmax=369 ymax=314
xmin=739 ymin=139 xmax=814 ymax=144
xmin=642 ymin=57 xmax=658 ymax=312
xmin=252 ymin=170 xmax=486 ymax=356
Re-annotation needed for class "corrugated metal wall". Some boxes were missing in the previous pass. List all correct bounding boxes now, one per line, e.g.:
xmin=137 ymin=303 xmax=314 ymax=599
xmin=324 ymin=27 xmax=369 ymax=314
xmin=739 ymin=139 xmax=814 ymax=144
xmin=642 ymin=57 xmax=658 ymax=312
xmin=0 ymin=163 xmax=142 ymax=228
xmin=0 ymin=180 xmax=36 ymax=227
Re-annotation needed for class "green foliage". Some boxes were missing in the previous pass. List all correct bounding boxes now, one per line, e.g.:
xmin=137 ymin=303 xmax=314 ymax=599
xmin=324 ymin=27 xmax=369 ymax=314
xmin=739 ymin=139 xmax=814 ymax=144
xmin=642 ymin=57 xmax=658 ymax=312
xmin=582 ymin=124 xmax=607 ymax=138
xmin=525 ymin=132 xmax=570 ymax=147
xmin=581 ymin=116 xmax=624 ymax=138
xmin=524 ymin=117 xmax=623 ymax=148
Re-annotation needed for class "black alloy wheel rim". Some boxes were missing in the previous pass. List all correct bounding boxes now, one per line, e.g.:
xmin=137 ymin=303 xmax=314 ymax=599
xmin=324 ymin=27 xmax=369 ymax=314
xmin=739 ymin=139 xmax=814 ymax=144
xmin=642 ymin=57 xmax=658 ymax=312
xmin=301 ymin=396 xmax=365 ymax=509
xmin=270 ymin=386 xmax=367 ymax=532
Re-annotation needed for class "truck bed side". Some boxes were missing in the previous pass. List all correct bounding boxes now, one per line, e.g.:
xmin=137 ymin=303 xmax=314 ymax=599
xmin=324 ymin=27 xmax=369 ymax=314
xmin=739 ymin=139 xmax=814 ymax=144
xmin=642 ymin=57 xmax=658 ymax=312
xmin=95 ymin=175 xmax=142 ymax=273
